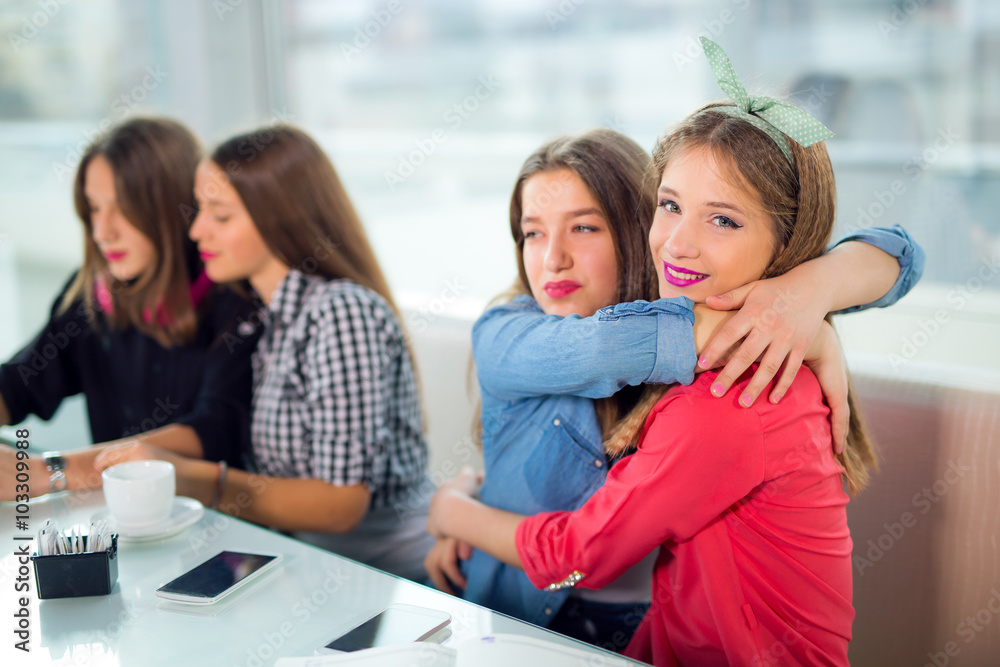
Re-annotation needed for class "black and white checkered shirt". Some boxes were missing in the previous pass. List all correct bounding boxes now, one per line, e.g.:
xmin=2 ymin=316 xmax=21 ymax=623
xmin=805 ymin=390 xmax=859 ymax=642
xmin=250 ymin=270 xmax=428 ymax=509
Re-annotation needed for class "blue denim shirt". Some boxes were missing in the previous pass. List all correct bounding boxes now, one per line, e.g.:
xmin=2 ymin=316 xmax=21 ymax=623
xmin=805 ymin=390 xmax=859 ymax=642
xmin=831 ymin=225 xmax=925 ymax=314
xmin=464 ymin=225 xmax=924 ymax=628
xmin=466 ymin=297 xmax=696 ymax=625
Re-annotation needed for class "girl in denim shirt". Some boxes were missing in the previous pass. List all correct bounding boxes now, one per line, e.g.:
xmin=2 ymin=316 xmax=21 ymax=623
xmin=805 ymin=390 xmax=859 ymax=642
xmin=425 ymin=129 xmax=922 ymax=649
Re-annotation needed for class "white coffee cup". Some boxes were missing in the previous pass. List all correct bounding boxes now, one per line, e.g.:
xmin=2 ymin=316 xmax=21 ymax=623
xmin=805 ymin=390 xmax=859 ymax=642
xmin=102 ymin=461 xmax=176 ymax=530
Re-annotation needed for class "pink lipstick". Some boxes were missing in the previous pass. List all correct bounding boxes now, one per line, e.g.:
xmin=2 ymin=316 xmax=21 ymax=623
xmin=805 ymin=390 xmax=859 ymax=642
xmin=544 ymin=281 xmax=581 ymax=299
xmin=663 ymin=261 xmax=709 ymax=287
xmin=104 ymin=251 xmax=127 ymax=262
xmin=199 ymin=251 xmax=218 ymax=261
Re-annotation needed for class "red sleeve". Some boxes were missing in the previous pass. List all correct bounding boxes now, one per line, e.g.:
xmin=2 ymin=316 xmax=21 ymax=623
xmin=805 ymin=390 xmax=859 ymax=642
xmin=515 ymin=385 xmax=767 ymax=591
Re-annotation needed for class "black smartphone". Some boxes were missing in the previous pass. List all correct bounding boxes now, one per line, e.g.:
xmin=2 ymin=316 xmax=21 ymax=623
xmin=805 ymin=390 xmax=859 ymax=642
xmin=319 ymin=603 xmax=451 ymax=653
xmin=155 ymin=550 xmax=283 ymax=604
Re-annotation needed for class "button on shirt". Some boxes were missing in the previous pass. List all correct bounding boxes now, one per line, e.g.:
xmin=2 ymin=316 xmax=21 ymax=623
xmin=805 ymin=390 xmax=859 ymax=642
xmin=249 ymin=270 xmax=427 ymax=509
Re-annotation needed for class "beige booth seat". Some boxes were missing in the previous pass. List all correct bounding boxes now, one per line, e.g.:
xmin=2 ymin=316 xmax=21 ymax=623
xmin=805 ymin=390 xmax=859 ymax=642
xmin=848 ymin=373 xmax=999 ymax=666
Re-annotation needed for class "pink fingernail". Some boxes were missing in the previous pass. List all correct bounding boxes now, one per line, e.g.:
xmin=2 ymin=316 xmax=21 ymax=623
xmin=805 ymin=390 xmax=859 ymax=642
xmin=698 ymin=357 xmax=709 ymax=368
xmin=740 ymin=393 xmax=752 ymax=407
xmin=711 ymin=383 xmax=724 ymax=396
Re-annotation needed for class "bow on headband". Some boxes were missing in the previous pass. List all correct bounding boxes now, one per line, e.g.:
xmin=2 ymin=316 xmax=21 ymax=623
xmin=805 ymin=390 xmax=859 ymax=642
xmin=700 ymin=37 xmax=834 ymax=163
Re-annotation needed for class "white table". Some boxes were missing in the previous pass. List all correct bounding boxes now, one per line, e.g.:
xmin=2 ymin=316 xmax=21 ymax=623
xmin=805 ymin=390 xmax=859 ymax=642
xmin=0 ymin=490 xmax=644 ymax=666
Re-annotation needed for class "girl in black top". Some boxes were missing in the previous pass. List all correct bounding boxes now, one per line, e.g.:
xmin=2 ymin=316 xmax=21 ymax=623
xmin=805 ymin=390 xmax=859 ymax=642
xmin=0 ymin=118 xmax=259 ymax=499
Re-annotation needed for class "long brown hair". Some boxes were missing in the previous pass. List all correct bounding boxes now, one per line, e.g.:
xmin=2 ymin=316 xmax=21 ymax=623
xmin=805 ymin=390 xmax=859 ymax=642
xmin=605 ymin=103 xmax=877 ymax=494
xmin=63 ymin=117 xmax=203 ymax=345
xmin=499 ymin=128 xmax=658 ymax=438
xmin=509 ymin=129 xmax=658 ymax=307
xmin=209 ymin=125 xmax=400 ymax=316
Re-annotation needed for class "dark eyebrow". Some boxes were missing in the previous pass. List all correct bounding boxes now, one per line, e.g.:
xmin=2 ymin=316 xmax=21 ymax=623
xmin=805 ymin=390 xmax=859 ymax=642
xmin=658 ymin=186 xmax=745 ymax=215
xmin=521 ymin=208 xmax=604 ymax=224
xmin=565 ymin=207 xmax=603 ymax=219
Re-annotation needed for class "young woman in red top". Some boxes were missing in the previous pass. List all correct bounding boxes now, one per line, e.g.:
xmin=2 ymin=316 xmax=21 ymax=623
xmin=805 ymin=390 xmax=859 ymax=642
xmin=427 ymin=43 xmax=874 ymax=665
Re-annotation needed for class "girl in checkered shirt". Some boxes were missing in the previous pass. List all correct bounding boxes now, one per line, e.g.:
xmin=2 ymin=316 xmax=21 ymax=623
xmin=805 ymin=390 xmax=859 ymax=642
xmin=96 ymin=125 xmax=433 ymax=581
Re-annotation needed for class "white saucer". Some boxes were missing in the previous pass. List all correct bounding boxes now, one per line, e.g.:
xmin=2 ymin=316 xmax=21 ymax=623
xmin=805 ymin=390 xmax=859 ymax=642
xmin=92 ymin=497 xmax=204 ymax=542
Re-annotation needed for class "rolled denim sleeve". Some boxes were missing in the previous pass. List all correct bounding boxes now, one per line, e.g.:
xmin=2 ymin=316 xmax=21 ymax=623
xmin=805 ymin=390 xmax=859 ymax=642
xmin=598 ymin=299 xmax=698 ymax=387
xmin=831 ymin=224 xmax=925 ymax=314
xmin=473 ymin=295 xmax=697 ymax=401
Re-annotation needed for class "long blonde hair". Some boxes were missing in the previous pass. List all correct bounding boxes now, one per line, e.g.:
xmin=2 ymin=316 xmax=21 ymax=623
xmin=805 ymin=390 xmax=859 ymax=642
xmin=604 ymin=103 xmax=877 ymax=494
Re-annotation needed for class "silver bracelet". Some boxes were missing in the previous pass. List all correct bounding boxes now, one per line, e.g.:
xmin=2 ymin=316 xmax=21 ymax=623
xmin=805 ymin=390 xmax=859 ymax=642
xmin=211 ymin=461 xmax=228 ymax=509
xmin=43 ymin=454 xmax=67 ymax=493
xmin=544 ymin=570 xmax=586 ymax=592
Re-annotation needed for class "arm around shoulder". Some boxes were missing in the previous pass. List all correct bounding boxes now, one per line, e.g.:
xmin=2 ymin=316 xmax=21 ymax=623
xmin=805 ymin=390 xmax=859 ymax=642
xmin=473 ymin=296 xmax=697 ymax=400
xmin=829 ymin=224 xmax=925 ymax=313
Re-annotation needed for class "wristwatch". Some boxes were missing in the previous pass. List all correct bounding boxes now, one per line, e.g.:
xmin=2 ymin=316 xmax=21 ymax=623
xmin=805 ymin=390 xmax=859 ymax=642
xmin=43 ymin=454 xmax=67 ymax=493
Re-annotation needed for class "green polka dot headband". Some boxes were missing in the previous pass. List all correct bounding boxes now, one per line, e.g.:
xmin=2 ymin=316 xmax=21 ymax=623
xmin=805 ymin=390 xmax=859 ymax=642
xmin=700 ymin=37 xmax=834 ymax=163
